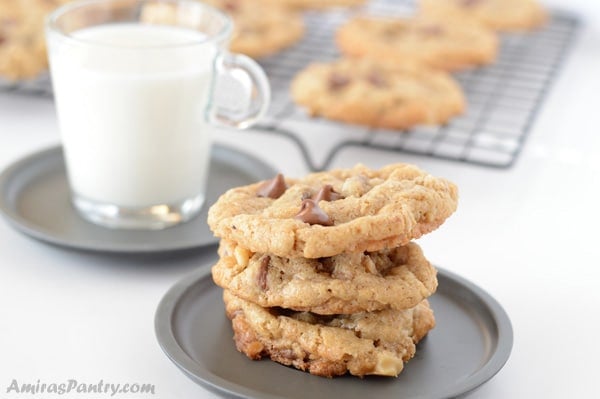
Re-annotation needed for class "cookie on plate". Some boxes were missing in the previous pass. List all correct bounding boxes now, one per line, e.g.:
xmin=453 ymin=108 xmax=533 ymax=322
xmin=290 ymin=58 xmax=465 ymax=129
xmin=214 ymin=240 xmax=437 ymax=314
xmin=141 ymin=0 xmax=304 ymax=59
xmin=336 ymin=16 xmax=498 ymax=71
xmin=224 ymin=290 xmax=435 ymax=377
xmin=207 ymin=163 xmax=458 ymax=259
xmin=419 ymin=0 xmax=547 ymax=31
xmin=259 ymin=0 xmax=366 ymax=10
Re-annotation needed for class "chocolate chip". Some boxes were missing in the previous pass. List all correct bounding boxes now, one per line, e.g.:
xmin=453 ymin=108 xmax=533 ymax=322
xmin=382 ymin=25 xmax=406 ymax=39
xmin=316 ymin=258 xmax=335 ymax=274
xmin=418 ymin=25 xmax=445 ymax=37
xmin=1 ymin=17 xmax=18 ymax=28
xmin=329 ymin=73 xmax=351 ymax=91
xmin=257 ymin=174 xmax=286 ymax=199
xmin=0 ymin=35 xmax=5 ymax=46
xmin=460 ymin=0 xmax=483 ymax=7
xmin=222 ymin=0 xmax=239 ymax=12
xmin=295 ymin=199 xmax=333 ymax=226
xmin=257 ymin=256 xmax=270 ymax=290
xmin=366 ymin=72 xmax=387 ymax=88
xmin=312 ymin=185 xmax=343 ymax=202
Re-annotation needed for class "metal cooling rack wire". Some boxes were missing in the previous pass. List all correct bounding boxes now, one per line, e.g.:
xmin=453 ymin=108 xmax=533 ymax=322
xmin=254 ymin=5 xmax=580 ymax=171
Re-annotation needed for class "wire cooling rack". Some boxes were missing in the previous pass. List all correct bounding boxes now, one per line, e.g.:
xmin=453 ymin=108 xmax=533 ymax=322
xmin=0 ymin=0 xmax=579 ymax=170
xmin=256 ymin=1 xmax=580 ymax=171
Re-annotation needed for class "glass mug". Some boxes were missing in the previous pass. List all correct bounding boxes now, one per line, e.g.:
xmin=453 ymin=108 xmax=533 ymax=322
xmin=46 ymin=0 xmax=270 ymax=230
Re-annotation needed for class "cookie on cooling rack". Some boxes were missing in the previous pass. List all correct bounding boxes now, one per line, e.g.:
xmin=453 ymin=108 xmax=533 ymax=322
xmin=336 ymin=16 xmax=498 ymax=71
xmin=224 ymin=290 xmax=435 ymax=377
xmin=141 ymin=0 xmax=304 ymax=59
xmin=290 ymin=58 xmax=465 ymax=129
xmin=207 ymin=163 xmax=458 ymax=259
xmin=0 ymin=0 xmax=68 ymax=81
xmin=205 ymin=0 xmax=305 ymax=58
xmin=419 ymin=0 xmax=547 ymax=31
xmin=259 ymin=0 xmax=366 ymax=10
xmin=214 ymin=240 xmax=438 ymax=314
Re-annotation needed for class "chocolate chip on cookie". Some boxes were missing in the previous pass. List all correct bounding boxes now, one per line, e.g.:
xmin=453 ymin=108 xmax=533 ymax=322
xmin=222 ymin=0 xmax=240 ymax=12
xmin=312 ymin=185 xmax=343 ymax=202
xmin=366 ymin=72 xmax=388 ymax=88
xmin=315 ymin=257 xmax=335 ymax=275
xmin=257 ymin=256 xmax=270 ymax=290
xmin=418 ymin=24 xmax=445 ymax=36
xmin=257 ymin=173 xmax=287 ymax=199
xmin=460 ymin=0 xmax=483 ymax=7
xmin=328 ymin=73 xmax=351 ymax=91
xmin=295 ymin=199 xmax=333 ymax=226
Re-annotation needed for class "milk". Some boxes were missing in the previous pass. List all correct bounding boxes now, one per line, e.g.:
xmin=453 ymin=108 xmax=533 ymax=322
xmin=49 ymin=24 xmax=216 ymax=208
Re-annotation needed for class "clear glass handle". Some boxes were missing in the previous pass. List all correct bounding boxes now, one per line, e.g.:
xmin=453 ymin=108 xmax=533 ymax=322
xmin=208 ymin=52 xmax=271 ymax=129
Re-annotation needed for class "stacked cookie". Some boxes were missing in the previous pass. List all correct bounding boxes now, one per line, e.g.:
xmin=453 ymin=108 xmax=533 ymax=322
xmin=208 ymin=163 xmax=458 ymax=377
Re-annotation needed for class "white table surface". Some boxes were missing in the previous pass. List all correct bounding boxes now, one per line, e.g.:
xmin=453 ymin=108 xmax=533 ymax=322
xmin=1 ymin=1 xmax=599 ymax=398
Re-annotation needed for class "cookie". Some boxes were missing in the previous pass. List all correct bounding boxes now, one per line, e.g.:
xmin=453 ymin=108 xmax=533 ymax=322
xmin=224 ymin=290 xmax=435 ymax=377
xmin=0 ymin=0 xmax=68 ymax=81
xmin=419 ymin=0 xmax=547 ymax=31
xmin=336 ymin=16 xmax=498 ymax=71
xmin=214 ymin=240 xmax=437 ymax=314
xmin=140 ymin=0 xmax=304 ymax=59
xmin=290 ymin=57 xmax=465 ymax=129
xmin=207 ymin=163 xmax=458 ymax=259
xmin=259 ymin=0 xmax=366 ymax=10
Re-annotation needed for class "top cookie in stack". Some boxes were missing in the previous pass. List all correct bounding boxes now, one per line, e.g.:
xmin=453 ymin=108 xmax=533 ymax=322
xmin=208 ymin=163 xmax=457 ymax=378
xmin=208 ymin=163 xmax=458 ymax=259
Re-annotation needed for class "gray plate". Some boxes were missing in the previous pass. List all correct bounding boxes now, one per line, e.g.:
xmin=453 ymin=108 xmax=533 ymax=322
xmin=0 ymin=145 xmax=276 ymax=253
xmin=155 ymin=265 xmax=513 ymax=399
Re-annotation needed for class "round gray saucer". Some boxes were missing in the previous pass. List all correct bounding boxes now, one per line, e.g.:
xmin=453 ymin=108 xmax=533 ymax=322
xmin=155 ymin=266 xmax=513 ymax=399
xmin=0 ymin=145 xmax=276 ymax=253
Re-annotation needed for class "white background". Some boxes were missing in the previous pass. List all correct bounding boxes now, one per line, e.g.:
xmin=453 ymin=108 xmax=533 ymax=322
xmin=1 ymin=1 xmax=599 ymax=398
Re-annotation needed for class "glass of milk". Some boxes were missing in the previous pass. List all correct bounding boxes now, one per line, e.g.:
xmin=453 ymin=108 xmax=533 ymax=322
xmin=45 ymin=0 xmax=270 ymax=230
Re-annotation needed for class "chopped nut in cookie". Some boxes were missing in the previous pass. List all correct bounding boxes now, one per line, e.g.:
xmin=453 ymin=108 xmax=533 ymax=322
xmin=341 ymin=174 xmax=371 ymax=197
